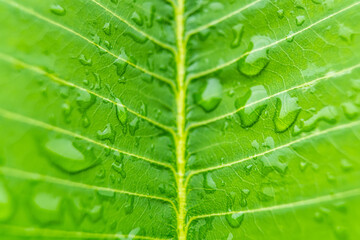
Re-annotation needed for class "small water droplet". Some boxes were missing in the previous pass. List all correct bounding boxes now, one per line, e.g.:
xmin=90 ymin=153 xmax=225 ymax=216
xmin=124 ymin=195 xmax=134 ymax=214
xmin=277 ymin=9 xmax=284 ymax=19
xmin=340 ymin=159 xmax=353 ymax=172
xmin=339 ymin=24 xmax=354 ymax=43
xmin=195 ymin=78 xmax=223 ymax=112
xmin=296 ymin=15 xmax=305 ymax=26
xmin=103 ymin=22 xmax=111 ymax=35
xmin=115 ymin=98 xmax=128 ymax=127
xmin=230 ymin=24 xmax=244 ymax=48
xmin=50 ymin=4 xmax=66 ymax=16
xmin=78 ymin=54 xmax=92 ymax=66
xmin=258 ymin=185 xmax=275 ymax=201
xmin=341 ymin=102 xmax=358 ymax=119
xmin=131 ymin=11 xmax=143 ymax=26
xmin=225 ymin=212 xmax=244 ymax=228
xmin=203 ymin=173 xmax=217 ymax=193
xmin=76 ymin=90 xmax=96 ymax=112
xmin=129 ymin=117 xmax=140 ymax=136
xmin=97 ymin=123 xmax=115 ymax=144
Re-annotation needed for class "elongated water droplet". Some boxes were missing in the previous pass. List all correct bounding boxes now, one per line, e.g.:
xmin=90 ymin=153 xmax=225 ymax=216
xmin=277 ymin=9 xmax=284 ymax=19
xmin=235 ymin=85 xmax=268 ymax=128
xmin=124 ymin=195 xmax=134 ymax=214
xmin=76 ymin=90 xmax=96 ymax=112
xmin=237 ymin=36 xmax=272 ymax=77
xmin=203 ymin=173 xmax=217 ymax=193
xmin=129 ymin=117 xmax=139 ymax=136
xmin=131 ymin=11 xmax=143 ymax=26
xmin=115 ymin=98 xmax=128 ymax=126
xmin=231 ymin=23 xmax=244 ymax=48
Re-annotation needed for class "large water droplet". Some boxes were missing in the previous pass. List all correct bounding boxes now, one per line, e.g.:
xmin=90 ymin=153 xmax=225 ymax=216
xmin=235 ymin=85 xmax=268 ymax=128
xmin=195 ymin=78 xmax=223 ymax=112
xmin=30 ymin=191 xmax=63 ymax=224
xmin=45 ymin=138 xmax=98 ymax=173
xmin=76 ymin=90 xmax=96 ymax=112
xmin=237 ymin=36 xmax=272 ymax=77
xmin=273 ymin=93 xmax=301 ymax=132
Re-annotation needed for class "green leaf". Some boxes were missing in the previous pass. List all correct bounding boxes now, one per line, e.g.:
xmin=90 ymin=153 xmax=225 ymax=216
xmin=0 ymin=0 xmax=359 ymax=239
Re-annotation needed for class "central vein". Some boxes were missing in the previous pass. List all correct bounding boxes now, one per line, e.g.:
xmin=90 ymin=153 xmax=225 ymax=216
xmin=175 ymin=0 xmax=187 ymax=239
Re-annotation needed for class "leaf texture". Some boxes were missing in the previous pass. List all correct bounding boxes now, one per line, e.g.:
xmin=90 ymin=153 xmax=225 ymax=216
xmin=0 ymin=0 xmax=359 ymax=239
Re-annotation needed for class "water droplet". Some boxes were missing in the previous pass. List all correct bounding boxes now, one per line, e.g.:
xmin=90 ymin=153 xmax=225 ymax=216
xmin=195 ymin=78 xmax=223 ymax=112
xmin=258 ymin=185 xmax=275 ymax=201
xmin=340 ymin=159 xmax=353 ymax=172
xmin=203 ymin=173 xmax=217 ymax=193
xmin=273 ymin=93 xmax=301 ymax=132
xmin=251 ymin=140 xmax=260 ymax=150
xmin=140 ymin=102 xmax=147 ymax=116
xmin=262 ymin=136 xmax=275 ymax=148
xmin=296 ymin=15 xmax=305 ymax=26
xmin=97 ymin=123 xmax=115 ymax=144
xmin=225 ymin=212 xmax=244 ymax=228
xmin=45 ymin=138 xmax=97 ymax=173
xmin=0 ymin=180 xmax=13 ymax=221
xmin=294 ymin=106 xmax=338 ymax=135
xmin=129 ymin=117 xmax=139 ymax=136
xmin=230 ymin=24 xmax=244 ymax=48
xmin=341 ymin=102 xmax=358 ymax=119
xmin=82 ymin=114 xmax=90 ymax=128
xmin=299 ymin=161 xmax=308 ymax=171
xmin=277 ymin=9 xmax=284 ymax=19
xmin=237 ymin=36 xmax=272 ymax=77
xmin=76 ymin=90 xmax=96 ymax=112
xmin=227 ymin=232 xmax=234 ymax=240
xmin=124 ymin=195 xmax=134 ymax=214
xmin=131 ymin=11 xmax=143 ymax=26
xmin=339 ymin=24 xmax=354 ymax=43
xmin=334 ymin=226 xmax=348 ymax=240
xmin=103 ymin=22 xmax=111 ymax=35
xmin=114 ymin=59 xmax=128 ymax=80
xmin=286 ymin=31 xmax=294 ymax=42
xmin=115 ymin=98 xmax=128 ymax=127
xmin=78 ymin=54 xmax=92 ymax=66
xmin=208 ymin=2 xmax=224 ymax=11
xmin=50 ymin=4 xmax=66 ymax=16
xmin=112 ymin=151 xmax=126 ymax=178
xmin=30 ymin=190 xmax=63 ymax=224
xmin=88 ymin=204 xmax=103 ymax=222
xmin=235 ymin=85 xmax=268 ymax=128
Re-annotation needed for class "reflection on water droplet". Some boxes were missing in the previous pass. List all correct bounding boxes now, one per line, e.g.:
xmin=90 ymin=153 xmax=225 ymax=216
xmin=195 ymin=78 xmax=223 ymax=112
xmin=235 ymin=85 xmax=268 ymax=128
xmin=230 ymin=24 xmax=244 ymax=48
xmin=237 ymin=36 xmax=272 ymax=77
xmin=273 ymin=93 xmax=301 ymax=132
xmin=50 ymin=4 xmax=66 ymax=16
xmin=277 ymin=9 xmax=284 ymax=19
xmin=0 ymin=180 xmax=13 ymax=221
xmin=97 ymin=123 xmax=115 ymax=144
xmin=225 ymin=212 xmax=244 ymax=228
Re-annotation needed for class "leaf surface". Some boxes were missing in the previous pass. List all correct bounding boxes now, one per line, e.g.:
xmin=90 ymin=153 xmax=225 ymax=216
xmin=0 ymin=0 xmax=359 ymax=239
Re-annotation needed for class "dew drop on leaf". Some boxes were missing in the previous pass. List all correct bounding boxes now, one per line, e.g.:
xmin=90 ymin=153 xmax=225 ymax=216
xmin=237 ymin=36 xmax=272 ymax=77
xmin=131 ymin=11 xmax=143 ymax=26
xmin=341 ymin=102 xmax=359 ymax=119
xmin=76 ymin=90 xmax=96 ymax=112
xmin=277 ymin=9 xmax=284 ymax=19
xmin=50 ymin=4 xmax=66 ymax=16
xmin=78 ymin=54 xmax=92 ymax=66
xmin=103 ymin=22 xmax=111 ymax=35
xmin=273 ymin=93 xmax=301 ymax=132
xmin=230 ymin=23 xmax=244 ymax=48
xmin=225 ymin=212 xmax=244 ymax=228
xmin=296 ymin=15 xmax=305 ymax=26
xmin=195 ymin=78 xmax=223 ymax=112
xmin=97 ymin=123 xmax=115 ymax=144
xmin=30 ymin=191 xmax=63 ymax=224
xmin=115 ymin=98 xmax=128 ymax=126
xmin=45 ymin=138 xmax=98 ymax=173
xmin=235 ymin=85 xmax=268 ymax=128
xmin=203 ymin=173 xmax=217 ymax=193
xmin=129 ymin=117 xmax=140 ymax=136
xmin=124 ymin=195 xmax=135 ymax=215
